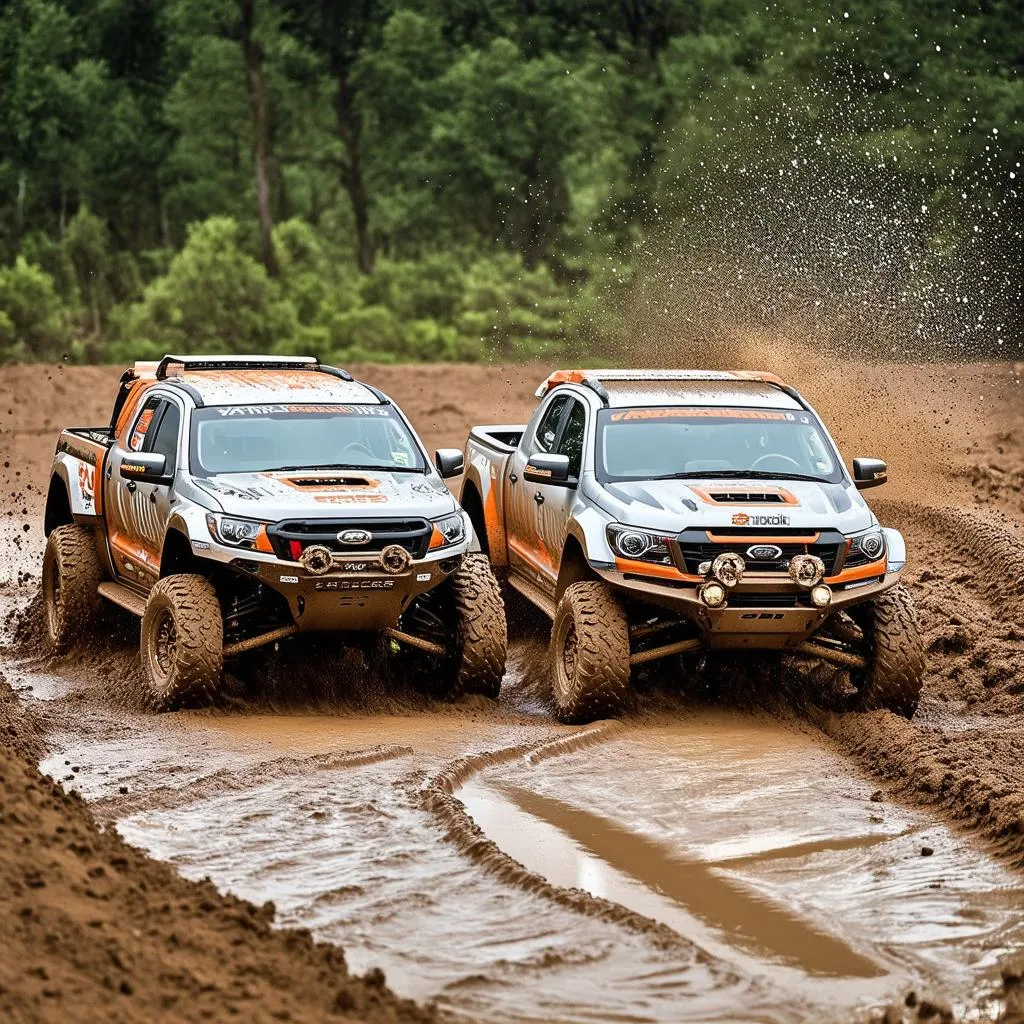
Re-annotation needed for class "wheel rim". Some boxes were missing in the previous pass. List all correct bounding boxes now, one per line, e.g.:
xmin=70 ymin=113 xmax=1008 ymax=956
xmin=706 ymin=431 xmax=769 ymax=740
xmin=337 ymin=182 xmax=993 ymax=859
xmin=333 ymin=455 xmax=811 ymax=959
xmin=561 ymin=620 xmax=578 ymax=682
xmin=552 ymin=615 xmax=578 ymax=704
xmin=152 ymin=609 xmax=177 ymax=679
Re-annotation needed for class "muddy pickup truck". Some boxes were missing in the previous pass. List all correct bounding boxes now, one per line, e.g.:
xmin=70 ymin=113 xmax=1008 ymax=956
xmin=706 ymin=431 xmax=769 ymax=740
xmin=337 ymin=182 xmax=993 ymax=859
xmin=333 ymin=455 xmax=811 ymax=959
xmin=461 ymin=369 xmax=924 ymax=723
xmin=43 ymin=355 xmax=506 ymax=709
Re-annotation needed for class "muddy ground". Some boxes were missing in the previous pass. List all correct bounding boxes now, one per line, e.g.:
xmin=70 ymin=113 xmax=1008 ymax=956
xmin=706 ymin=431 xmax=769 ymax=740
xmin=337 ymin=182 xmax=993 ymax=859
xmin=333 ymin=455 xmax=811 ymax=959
xmin=2 ymin=342 xmax=1024 ymax=1023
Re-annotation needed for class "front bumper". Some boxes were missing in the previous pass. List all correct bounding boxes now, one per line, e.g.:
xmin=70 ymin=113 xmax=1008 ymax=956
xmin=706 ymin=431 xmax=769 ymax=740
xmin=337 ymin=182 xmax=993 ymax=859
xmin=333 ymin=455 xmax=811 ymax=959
xmin=198 ymin=540 xmax=466 ymax=632
xmin=594 ymin=564 xmax=902 ymax=650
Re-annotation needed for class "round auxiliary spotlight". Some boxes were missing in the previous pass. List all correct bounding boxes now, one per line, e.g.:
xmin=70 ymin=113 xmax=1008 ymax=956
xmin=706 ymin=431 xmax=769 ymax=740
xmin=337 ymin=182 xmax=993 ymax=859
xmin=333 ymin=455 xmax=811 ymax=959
xmin=789 ymin=553 xmax=826 ymax=588
xmin=380 ymin=544 xmax=412 ymax=575
xmin=810 ymin=583 xmax=833 ymax=608
xmin=699 ymin=581 xmax=728 ymax=608
xmin=711 ymin=552 xmax=745 ymax=588
xmin=301 ymin=544 xmax=334 ymax=576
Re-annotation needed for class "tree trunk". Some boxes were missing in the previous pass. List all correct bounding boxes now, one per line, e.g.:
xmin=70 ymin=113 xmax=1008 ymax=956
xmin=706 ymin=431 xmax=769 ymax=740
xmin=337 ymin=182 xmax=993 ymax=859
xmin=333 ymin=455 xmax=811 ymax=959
xmin=239 ymin=0 xmax=278 ymax=277
xmin=333 ymin=66 xmax=374 ymax=274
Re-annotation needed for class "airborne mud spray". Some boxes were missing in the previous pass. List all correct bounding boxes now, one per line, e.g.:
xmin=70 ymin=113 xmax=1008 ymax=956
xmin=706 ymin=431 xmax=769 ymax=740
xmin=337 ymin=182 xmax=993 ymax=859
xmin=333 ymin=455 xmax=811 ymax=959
xmin=578 ymin=36 xmax=1021 ymax=370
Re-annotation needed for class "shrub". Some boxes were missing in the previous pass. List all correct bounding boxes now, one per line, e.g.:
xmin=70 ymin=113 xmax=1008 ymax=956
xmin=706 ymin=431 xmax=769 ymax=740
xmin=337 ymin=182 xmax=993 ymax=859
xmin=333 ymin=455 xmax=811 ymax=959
xmin=0 ymin=257 xmax=68 ymax=361
xmin=116 ymin=216 xmax=299 ymax=354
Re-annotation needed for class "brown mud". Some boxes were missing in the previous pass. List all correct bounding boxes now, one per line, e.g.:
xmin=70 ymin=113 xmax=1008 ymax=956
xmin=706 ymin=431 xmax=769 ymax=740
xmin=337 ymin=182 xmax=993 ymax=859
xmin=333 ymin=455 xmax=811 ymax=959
xmin=2 ymin=349 xmax=1024 ymax=1023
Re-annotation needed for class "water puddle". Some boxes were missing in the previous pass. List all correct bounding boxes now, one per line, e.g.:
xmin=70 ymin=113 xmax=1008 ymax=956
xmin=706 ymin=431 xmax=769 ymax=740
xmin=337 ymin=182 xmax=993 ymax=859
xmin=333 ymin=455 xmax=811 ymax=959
xmin=459 ymin=716 xmax=1024 ymax=1013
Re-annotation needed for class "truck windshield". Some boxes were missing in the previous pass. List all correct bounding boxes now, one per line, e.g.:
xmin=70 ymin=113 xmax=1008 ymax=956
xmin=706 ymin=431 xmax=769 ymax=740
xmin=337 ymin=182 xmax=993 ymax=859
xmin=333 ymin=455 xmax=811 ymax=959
xmin=595 ymin=406 xmax=843 ymax=483
xmin=189 ymin=404 xmax=426 ymax=476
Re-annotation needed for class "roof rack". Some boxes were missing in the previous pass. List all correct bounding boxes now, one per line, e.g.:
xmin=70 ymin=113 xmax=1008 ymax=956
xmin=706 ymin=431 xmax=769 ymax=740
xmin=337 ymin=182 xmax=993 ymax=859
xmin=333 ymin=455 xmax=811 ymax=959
xmin=154 ymin=354 xmax=354 ymax=382
xmin=535 ymin=368 xmax=791 ymax=405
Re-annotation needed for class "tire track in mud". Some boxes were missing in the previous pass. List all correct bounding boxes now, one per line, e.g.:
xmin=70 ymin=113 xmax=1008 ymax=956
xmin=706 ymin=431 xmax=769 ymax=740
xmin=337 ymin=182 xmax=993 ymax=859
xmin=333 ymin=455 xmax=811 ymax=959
xmin=820 ymin=500 xmax=1024 ymax=866
xmin=420 ymin=720 xmax=718 ymax=959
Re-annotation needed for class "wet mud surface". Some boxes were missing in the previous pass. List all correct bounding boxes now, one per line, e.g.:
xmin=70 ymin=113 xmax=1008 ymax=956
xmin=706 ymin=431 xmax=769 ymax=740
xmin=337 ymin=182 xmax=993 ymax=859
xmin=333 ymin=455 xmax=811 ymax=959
xmin=3 ymin=349 xmax=1024 ymax=1022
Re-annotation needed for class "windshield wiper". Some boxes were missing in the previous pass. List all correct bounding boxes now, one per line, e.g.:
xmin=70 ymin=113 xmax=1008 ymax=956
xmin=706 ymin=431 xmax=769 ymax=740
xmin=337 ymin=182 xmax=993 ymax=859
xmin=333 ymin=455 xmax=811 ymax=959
xmin=270 ymin=463 xmax=425 ymax=474
xmin=649 ymin=469 xmax=830 ymax=483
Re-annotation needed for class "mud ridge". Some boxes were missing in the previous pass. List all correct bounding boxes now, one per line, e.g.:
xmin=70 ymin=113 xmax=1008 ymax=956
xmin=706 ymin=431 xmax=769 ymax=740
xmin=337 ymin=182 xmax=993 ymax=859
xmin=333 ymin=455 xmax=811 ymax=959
xmin=420 ymin=722 xmax=712 ymax=959
xmin=882 ymin=501 xmax=1024 ymax=615
xmin=91 ymin=744 xmax=415 ymax=819
xmin=818 ymin=709 xmax=1024 ymax=866
xmin=0 ymin=684 xmax=437 ymax=1024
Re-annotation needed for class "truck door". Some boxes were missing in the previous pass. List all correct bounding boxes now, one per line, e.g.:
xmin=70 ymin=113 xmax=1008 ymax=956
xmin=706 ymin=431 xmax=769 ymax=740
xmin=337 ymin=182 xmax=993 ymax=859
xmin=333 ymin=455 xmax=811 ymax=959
xmin=506 ymin=394 xmax=570 ymax=586
xmin=536 ymin=397 xmax=587 ymax=574
xmin=104 ymin=395 xmax=180 ymax=587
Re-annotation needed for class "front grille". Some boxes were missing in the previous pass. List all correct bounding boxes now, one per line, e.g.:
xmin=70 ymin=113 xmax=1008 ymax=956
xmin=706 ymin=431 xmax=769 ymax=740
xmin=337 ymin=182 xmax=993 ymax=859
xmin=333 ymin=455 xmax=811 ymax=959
xmin=267 ymin=518 xmax=432 ymax=561
xmin=679 ymin=542 xmax=842 ymax=575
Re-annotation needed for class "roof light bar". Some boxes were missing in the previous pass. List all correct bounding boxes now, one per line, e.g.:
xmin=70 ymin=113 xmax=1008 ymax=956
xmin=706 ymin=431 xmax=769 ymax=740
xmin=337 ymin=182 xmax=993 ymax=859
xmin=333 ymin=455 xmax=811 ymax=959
xmin=153 ymin=354 xmax=354 ymax=382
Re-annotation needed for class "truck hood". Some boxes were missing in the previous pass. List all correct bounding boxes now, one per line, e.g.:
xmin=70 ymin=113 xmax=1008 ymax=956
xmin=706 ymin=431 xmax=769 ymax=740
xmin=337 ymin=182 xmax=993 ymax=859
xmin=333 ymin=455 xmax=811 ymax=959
xmin=585 ymin=475 xmax=876 ymax=534
xmin=189 ymin=470 xmax=457 ymax=522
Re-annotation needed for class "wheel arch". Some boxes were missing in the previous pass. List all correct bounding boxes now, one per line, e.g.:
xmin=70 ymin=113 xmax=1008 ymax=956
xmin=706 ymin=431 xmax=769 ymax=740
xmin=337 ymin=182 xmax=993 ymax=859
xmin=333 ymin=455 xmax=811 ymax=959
xmin=460 ymin=480 xmax=489 ymax=556
xmin=555 ymin=531 xmax=601 ymax=602
xmin=160 ymin=524 xmax=202 ymax=578
xmin=44 ymin=473 xmax=74 ymax=536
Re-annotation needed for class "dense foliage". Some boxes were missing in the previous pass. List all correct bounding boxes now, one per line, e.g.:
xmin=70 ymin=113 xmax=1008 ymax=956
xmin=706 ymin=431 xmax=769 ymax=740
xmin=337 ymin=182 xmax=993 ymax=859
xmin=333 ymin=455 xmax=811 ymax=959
xmin=0 ymin=0 xmax=1020 ymax=364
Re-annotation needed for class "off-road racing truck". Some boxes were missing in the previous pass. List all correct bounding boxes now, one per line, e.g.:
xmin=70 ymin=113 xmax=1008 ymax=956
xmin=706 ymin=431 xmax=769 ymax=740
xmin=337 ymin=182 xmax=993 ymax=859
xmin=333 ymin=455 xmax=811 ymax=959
xmin=43 ymin=355 xmax=507 ymax=709
xmin=462 ymin=369 xmax=924 ymax=723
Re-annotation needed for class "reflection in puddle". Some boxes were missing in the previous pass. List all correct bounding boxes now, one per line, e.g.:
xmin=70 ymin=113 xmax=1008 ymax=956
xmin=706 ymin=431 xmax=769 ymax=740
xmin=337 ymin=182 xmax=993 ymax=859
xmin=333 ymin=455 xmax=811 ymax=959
xmin=497 ymin=784 xmax=882 ymax=978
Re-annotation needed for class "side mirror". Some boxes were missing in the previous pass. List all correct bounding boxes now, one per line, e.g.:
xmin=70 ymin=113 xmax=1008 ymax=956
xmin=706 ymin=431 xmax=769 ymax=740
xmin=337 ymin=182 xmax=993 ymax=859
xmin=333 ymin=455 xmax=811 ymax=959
xmin=120 ymin=452 xmax=168 ymax=484
xmin=524 ymin=452 xmax=571 ymax=485
xmin=435 ymin=448 xmax=465 ymax=479
xmin=853 ymin=457 xmax=887 ymax=490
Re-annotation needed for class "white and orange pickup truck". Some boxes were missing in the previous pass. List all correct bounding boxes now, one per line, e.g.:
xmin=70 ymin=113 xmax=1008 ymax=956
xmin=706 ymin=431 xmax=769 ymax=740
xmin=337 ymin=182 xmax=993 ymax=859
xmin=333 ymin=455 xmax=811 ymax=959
xmin=461 ymin=369 xmax=923 ymax=723
xmin=43 ymin=355 xmax=506 ymax=709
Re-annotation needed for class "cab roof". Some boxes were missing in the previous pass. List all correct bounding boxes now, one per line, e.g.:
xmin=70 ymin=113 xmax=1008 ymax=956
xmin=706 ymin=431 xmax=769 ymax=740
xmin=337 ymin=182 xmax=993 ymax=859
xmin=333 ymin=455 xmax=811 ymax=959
xmin=128 ymin=355 xmax=383 ymax=407
xmin=535 ymin=369 xmax=804 ymax=411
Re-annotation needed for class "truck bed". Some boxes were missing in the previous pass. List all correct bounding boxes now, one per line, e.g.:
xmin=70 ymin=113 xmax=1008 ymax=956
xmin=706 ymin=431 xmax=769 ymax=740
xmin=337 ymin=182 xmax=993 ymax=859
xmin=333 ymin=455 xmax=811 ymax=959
xmin=65 ymin=427 xmax=113 ymax=447
xmin=467 ymin=425 xmax=525 ymax=454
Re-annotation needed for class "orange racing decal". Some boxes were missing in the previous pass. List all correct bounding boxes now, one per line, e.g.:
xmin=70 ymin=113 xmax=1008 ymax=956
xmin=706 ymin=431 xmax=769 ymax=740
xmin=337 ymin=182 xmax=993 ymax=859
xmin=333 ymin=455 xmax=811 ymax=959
xmin=707 ymin=531 xmax=820 ymax=544
xmin=826 ymin=556 xmax=887 ymax=585
xmin=608 ymin=408 xmax=791 ymax=423
xmin=614 ymin=557 xmax=703 ymax=583
xmin=507 ymin=537 xmax=557 ymax=579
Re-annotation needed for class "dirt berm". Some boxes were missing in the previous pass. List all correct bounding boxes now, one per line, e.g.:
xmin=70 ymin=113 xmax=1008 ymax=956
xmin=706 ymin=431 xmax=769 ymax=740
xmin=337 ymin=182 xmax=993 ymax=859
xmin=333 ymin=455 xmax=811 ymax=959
xmin=0 ymin=676 xmax=436 ymax=1024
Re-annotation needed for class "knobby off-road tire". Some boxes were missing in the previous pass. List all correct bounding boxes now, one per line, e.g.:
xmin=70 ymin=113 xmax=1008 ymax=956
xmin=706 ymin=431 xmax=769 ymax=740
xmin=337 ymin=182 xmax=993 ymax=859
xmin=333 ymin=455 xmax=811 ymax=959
xmin=42 ymin=524 xmax=104 ymax=653
xmin=446 ymin=554 xmax=507 ymax=699
xmin=853 ymin=584 xmax=925 ymax=718
xmin=550 ymin=582 xmax=631 ymax=724
xmin=141 ymin=575 xmax=223 ymax=711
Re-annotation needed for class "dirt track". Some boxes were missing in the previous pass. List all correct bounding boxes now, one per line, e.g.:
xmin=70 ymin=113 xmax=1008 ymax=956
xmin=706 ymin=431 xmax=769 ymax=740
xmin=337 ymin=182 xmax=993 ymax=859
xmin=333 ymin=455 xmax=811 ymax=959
xmin=2 ymin=345 xmax=1024 ymax=1023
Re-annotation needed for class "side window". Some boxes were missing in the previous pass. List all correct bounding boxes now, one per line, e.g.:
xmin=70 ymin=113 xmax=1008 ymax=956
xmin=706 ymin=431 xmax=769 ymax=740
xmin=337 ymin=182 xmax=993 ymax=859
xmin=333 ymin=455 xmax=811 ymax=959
xmin=146 ymin=401 xmax=181 ymax=475
xmin=555 ymin=400 xmax=587 ymax=478
xmin=129 ymin=396 xmax=161 ymax=452
xmin=533 ymin=396 xmax=570 ymax=453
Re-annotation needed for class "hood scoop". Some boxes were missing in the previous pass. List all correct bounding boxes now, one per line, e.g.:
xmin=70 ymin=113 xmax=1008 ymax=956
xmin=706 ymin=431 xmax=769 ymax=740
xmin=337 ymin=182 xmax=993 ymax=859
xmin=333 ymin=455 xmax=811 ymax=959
xmin=284 ymin=475 xmax=373 ymax=488
xmin=704 ymin=490 xmax=789 ymax=504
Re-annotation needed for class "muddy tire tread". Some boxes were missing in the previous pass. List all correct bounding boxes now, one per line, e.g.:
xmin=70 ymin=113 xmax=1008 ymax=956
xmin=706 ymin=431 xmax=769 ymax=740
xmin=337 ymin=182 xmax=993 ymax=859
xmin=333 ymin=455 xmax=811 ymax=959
xmin=43 ymin=524 xmax=104 ymax=652
xmin=551 ymin=582 xmax=631 ymax=724
xmin=857 ymin=584 xmax=925 ymax=718
xmin=142 ymin=575 xmax=223 ymax=711
xmin=450 ymin=554 xmax=508 ymax=699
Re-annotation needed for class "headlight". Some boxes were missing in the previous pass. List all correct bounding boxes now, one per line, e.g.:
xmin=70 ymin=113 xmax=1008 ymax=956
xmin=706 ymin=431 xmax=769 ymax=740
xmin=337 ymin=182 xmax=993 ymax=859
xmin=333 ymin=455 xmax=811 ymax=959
xmin=857 ymin=530 xmax=885 ymax=560
xmin=431 ymin=512 xmax=466 ymax=549
xmin=607 ymin=524 xmax=673 ymax=565
xmin=845 ymin=528 xmax=887 ymax=567
xmin=207 ymin=514 xmax=264 ymax=549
